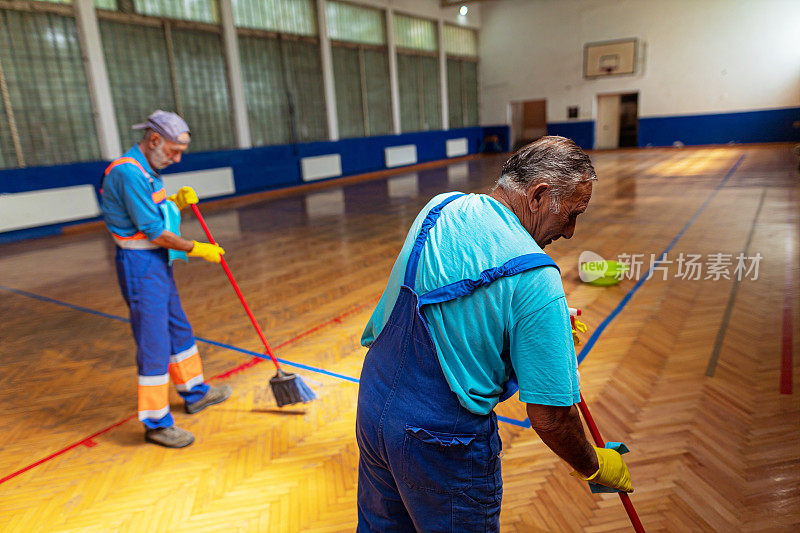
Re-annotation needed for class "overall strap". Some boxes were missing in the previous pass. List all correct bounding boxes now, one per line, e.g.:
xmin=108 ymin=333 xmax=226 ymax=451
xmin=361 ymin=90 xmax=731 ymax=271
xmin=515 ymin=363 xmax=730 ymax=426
xmin=104 ymin=157 xmax=149 ymax=178
xmin=403 ymin=193 xmax=465 ymax=290
xmin=418 ymin=253 xmax=559 ymax=307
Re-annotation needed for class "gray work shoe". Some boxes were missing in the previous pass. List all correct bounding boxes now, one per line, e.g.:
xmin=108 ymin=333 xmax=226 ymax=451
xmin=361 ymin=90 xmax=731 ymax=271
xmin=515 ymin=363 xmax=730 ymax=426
xmin=185 ymin=384 xmax=233 ymax=414
xmin=145 ymin=426 xmax=195 ymax=448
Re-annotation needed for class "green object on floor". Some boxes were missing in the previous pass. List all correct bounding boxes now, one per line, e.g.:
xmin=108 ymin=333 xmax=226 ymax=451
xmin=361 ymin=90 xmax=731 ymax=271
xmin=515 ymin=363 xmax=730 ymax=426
xmin=580 ymin=260 xmax=629 ymax=286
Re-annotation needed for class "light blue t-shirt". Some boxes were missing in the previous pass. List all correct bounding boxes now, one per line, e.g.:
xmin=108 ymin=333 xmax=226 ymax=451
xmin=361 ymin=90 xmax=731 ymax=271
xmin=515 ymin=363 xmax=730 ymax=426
xmin=361 ymin=193 xmax=580 ymax=415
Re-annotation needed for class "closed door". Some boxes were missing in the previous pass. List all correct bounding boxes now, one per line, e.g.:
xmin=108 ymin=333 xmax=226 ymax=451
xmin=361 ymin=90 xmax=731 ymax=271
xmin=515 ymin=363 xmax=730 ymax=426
xmin=595 ymin=94 xmax=621 ymax=149
xmin=510 ymin=99 xmax=546 ymax=150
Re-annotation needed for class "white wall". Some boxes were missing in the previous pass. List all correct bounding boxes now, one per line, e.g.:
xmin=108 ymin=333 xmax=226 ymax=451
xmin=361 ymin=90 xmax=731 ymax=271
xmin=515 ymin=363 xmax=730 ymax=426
xmin=479 ymin=0 xmax=800 ymax=124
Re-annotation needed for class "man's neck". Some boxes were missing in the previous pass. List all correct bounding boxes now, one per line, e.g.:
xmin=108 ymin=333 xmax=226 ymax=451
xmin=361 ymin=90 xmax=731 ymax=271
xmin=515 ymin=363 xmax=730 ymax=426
xmin=136 ymin=141 xmax=156 ymax=174
xmin=488 ymin=187 xmax=522 ymax=221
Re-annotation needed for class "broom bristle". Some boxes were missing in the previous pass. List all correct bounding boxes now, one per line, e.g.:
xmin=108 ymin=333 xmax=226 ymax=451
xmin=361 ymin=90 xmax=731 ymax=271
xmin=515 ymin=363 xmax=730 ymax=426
xmin=269 ymin=370 xmax=317 ymax=407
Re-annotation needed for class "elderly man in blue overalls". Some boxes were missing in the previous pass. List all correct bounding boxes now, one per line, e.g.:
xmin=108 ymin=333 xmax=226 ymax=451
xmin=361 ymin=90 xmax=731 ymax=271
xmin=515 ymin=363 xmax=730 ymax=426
xmin=357 ymin=136 xmax=633 ymax=531
xmin=101 ymin=110 xmax=232 ymax=448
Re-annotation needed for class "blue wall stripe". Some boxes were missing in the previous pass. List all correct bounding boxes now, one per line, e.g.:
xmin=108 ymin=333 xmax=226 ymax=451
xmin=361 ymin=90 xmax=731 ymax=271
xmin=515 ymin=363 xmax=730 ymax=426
xmin=0 ymin=127 xmax=492 ymax=196
xmin=1 ymin=126 xmax=507 ymax=242
xmin=639 ymin=107 xmax=800 ymax=146
xmin=548 ymin=107 xmax=800 ymax=150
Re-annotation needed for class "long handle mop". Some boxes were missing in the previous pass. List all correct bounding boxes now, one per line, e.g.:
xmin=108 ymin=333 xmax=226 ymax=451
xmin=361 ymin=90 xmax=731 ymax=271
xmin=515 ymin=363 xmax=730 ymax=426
xmin=191 ymin=204 xmax=316 ymax=407
xmin=570 ymin=308 xmax=644 ymax=532
xmin=577 ymin=395 xmax=645 ymax=533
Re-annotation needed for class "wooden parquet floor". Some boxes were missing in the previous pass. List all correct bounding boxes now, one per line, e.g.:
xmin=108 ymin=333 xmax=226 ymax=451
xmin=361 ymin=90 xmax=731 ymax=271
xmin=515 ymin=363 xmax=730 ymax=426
xmin=0 ymin=144 xmax=798 ymax=532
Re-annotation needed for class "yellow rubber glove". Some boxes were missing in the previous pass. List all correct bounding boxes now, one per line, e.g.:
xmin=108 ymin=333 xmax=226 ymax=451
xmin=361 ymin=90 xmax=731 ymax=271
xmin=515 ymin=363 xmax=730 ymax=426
xmin=187 ymin=241 xmax=225 ymax=263
xmin=571 ymin=446 xmax=633 ymax=493
xmin=572 ymin=317 xmax=588 ymax=345
xmin=166 ymin=186 xmax=199 ymax=211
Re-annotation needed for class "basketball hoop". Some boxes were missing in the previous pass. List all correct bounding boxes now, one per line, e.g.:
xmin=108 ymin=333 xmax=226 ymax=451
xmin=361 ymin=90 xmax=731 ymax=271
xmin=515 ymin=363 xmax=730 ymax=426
xmin=600 ymin=65 xmax=615 ymax=75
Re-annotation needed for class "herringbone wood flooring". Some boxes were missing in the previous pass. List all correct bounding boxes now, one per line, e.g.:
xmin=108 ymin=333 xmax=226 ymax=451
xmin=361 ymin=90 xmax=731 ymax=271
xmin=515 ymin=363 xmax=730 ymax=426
xmin=0 ymin=145 xmax=797 ymax=531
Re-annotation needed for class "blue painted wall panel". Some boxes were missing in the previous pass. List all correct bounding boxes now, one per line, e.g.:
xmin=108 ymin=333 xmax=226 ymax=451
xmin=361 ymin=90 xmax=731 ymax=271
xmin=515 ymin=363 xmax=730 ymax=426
xmin=4 ymin=109 xmax=795 ymax=242
xmin=0 ymin=127 xmax=489 ymax=241
xmin=639 ymin=107 xmax=800 ymax=146
xmin=481 ymin=126 xmax=511 ymax=152
xmin=546 ymin=121 xmax=594 ymax=149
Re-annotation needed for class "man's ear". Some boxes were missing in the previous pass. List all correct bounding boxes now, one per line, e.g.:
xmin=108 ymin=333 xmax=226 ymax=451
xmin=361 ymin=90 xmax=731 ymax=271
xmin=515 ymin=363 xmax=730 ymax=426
xmin=148 ymin=132 xmax=161 ymax=148
xmin=527 ymin=183 xmax=549 ymax=212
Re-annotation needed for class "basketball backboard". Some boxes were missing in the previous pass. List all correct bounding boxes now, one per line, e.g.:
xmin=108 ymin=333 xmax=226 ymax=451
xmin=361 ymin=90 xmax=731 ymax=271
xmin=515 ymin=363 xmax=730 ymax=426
xmin=584 ymin=38 xmax=637 ymax=78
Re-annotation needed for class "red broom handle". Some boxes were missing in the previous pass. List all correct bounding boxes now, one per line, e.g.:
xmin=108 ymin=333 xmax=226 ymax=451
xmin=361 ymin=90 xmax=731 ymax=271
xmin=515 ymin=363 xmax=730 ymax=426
xmin=578 ymin=393 xmax=645 ymax=533
xmin=191 ymin=204 xmax=282 ymax=371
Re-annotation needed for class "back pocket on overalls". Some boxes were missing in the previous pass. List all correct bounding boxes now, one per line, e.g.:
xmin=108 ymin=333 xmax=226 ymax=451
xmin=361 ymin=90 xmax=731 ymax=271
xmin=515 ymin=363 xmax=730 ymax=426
xmin=401 ymin=425 xmax=476 ymax=494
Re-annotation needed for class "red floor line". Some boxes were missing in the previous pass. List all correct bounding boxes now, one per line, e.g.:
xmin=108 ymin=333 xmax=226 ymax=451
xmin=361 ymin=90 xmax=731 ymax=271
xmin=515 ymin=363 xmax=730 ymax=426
xmin=0 ymin=415 xmax=136 ymax=485
xmin=208 ymin=299 xmax=378 ymax=381
xmin=780 ymin=237 xmax=794 ymax=394
xmin=0 ymin=299 xmax=377 ymax=485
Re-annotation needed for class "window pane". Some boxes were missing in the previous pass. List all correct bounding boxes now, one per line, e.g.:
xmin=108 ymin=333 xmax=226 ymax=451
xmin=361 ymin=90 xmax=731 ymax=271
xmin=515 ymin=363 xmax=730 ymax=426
xmin=397 ymin=52 xmax=420 ymax=132
xmin=443 ymin=24 xmax=477 ymax=57
xmin=171 ymin=28 xmax=235 ymax=151
xmin=94 ymin=0 xmax=118 ymax=9
xmin=463 ymin=60 xmax=478 ymax=126
xmin=240 ymin=35 xmax=326 ymax=145
xmin=393 ymin=14 xmax=436 ymax=52
xmin=280 ymin=38 xmax=327 ymax=142
xmin=420 ymin=55 xmax=441 ymax=130
xmin=326 ymin=0 xmax=384 ymax=45
xmin=362 ymin=48 xmax=391 ymax=135
xmin=398 ymin=52 xmax=440 ymax=132
xmin=100 ymin=20 xmax=176 ymax=149
xmin=331 ymin=46 xmax=364 ymax=138
xmin=134 ymin=0 xmax=219 ymax=23
xmin=447 ymin=58 xmax=463 ymax=128
xmin=0 ymin=72 xmax=15 ymax=168
xmin=0 ymin=9 xmax=100 ymax=168
xmin=239 ymin=34 xmax=292 ymax=145
xmin=233 ymin=0 xmax=316 ymax=35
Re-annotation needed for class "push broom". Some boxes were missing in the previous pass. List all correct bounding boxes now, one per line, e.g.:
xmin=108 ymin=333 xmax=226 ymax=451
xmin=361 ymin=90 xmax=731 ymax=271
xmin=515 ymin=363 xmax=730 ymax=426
xmin=570 ymin=308 xmax=645 ymax=533
xmin=191 ymin=204 xmax=316 ymax=407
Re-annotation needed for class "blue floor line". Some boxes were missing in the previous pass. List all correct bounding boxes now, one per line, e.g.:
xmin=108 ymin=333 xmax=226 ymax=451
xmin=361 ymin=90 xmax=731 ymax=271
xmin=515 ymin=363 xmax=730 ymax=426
xmin=1 ymin=286 xmax=130 ymax=323
xmin=196 ymin=337 xmax=361 ymax=383
xmin=0 ymin=285 xmax=360 ymax=383
xmin=576 ymin=154 xmax=745 ymax=364
xmin=0 ymin=157 xmax=743 ymax=429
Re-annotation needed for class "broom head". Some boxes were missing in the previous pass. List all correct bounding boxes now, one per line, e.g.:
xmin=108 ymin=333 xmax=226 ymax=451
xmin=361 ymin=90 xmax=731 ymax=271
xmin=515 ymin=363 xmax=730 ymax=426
xmin=270 ymin=369 xmax=317 ymax=407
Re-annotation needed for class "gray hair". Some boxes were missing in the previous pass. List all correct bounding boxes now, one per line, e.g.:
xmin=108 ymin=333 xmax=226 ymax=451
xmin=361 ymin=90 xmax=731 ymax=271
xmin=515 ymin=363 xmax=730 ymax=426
xmin=495 ymin=136 xmax=597 ymax=213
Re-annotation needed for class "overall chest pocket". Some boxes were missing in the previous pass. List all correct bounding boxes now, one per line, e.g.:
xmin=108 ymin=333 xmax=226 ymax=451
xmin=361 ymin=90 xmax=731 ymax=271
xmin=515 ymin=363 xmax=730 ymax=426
xmin=401 ymin=425 xmax=477 ymax=494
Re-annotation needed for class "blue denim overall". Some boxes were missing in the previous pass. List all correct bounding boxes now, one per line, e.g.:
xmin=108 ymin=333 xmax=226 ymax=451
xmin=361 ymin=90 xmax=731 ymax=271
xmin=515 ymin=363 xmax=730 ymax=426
xmin=356 ymin=194 xmax=557 ymax=532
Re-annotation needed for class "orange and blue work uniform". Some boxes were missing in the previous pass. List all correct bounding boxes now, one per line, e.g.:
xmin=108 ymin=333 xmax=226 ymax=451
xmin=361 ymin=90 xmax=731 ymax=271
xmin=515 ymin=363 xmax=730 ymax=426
xmin=101 ymin=145 xmax=209 ymax=429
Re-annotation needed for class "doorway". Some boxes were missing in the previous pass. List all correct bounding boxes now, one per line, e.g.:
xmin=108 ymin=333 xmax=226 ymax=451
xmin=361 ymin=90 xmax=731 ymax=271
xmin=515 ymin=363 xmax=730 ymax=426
xmin=510 ymin=99 xmax=547 ymax=151
xmin=595 ymin=92 xmax=638 ymax=149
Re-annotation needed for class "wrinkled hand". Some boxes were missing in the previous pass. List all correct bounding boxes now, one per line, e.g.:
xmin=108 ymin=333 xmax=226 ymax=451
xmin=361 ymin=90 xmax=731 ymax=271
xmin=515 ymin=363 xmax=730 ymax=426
xmin=188 ymin=241 xmax=225 ymax=263
xmin=167 ymin=186 xmax=199 ymax=211
xmin=571 ymin=446 xmax=633 ymax=493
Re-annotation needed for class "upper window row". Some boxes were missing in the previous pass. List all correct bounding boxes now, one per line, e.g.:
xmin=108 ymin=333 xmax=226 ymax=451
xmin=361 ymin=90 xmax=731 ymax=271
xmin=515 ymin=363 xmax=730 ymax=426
xmin=35 ymin=0 xmax=477 ymax=54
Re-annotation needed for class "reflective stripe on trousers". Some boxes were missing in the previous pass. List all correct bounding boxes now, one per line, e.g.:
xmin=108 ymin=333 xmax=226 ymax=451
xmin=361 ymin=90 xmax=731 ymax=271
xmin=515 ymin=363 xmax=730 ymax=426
xmin=115 ymin=247 xmax=209 ymax=428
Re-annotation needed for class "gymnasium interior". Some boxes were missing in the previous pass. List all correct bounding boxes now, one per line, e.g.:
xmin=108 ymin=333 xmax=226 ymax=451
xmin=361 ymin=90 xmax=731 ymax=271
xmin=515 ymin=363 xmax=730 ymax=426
xmin=0 ymin=0 xmax=798 ymax=531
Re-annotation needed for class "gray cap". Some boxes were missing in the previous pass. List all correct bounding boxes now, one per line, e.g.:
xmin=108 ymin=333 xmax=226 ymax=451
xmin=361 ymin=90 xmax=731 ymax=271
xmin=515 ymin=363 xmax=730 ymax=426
xmin=132 ymin=110 xmax=191 ymax=144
